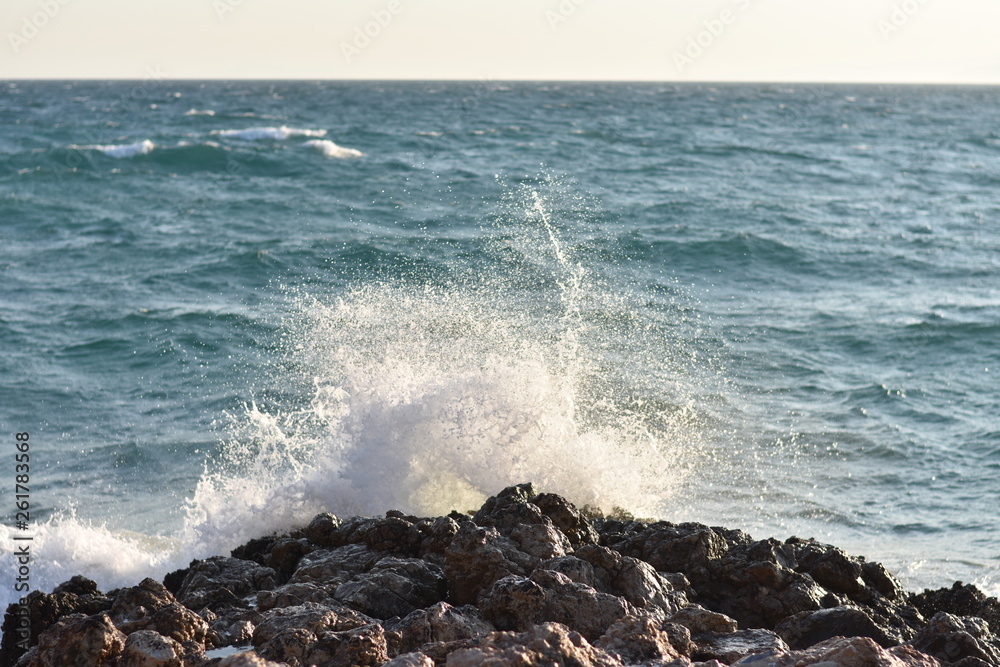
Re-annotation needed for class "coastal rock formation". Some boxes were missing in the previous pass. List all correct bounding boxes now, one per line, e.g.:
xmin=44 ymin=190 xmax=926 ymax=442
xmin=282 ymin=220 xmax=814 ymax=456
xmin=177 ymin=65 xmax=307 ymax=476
xmin=3 ymin=484 xmax=999 ymax=667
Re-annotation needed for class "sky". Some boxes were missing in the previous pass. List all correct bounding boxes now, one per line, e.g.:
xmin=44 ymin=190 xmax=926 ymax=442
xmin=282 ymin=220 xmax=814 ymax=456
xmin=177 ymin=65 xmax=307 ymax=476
xmin=2 ymin=0 xmax=999 ymax=83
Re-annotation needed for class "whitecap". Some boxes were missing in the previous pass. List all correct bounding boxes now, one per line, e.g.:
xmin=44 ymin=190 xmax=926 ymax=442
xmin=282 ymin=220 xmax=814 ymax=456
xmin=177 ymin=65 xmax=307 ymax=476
xmin=301 ymin=139 xmax=363 ymax=158
xmin=212 ymin=126 xmax=327 ymax=141
xmin=69 ymin=139 xmax=155 ymax=158
xmin=185 ymin=108 xmax=216 ymax=116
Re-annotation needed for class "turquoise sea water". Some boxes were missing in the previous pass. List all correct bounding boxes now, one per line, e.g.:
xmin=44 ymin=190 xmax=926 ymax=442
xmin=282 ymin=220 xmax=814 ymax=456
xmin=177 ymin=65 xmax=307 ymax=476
xmin=1 ymin=81 xmax=998 ymax=607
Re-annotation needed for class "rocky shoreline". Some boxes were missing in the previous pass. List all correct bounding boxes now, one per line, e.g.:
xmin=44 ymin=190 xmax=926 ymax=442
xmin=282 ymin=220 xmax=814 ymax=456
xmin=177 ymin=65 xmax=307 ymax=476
xmin=3 ymin=484 xmax=999 ymax=666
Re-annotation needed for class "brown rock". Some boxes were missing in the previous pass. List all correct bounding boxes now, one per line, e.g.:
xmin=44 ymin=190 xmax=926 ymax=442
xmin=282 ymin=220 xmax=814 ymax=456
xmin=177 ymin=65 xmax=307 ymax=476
xmin=907 ymin=611 xmax=1000 ymax=665
xmin=733 ymin=635 xmax=943 ymax=666
xmin=445 ymin=622 xmax=623 ymax=667
xmin=595 ymin=615 xmax=682 ymax=663
xmin=443 ymin=523 xmax=537 ymax=605
xmin=387 ymin=601 xmax=495 ymax=654
xmin=176 ymin=557 xmax=278 ymax=613
xmin=119 ymin=630 xmax=184 ymax=667
xmin=30 ymin=612 xmax=125 ymax=667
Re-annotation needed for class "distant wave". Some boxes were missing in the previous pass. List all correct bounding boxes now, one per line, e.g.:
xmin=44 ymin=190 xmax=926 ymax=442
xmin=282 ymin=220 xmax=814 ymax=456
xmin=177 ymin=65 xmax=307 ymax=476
xmin=184 ymin=109 xmax=216 ymax=116
xmin=302 ymin=139 xmax=363 ymax=158
xmin=68 ymin=139 xmax=155 ymax=159
xmin=212 ymin=125 xmax=327 ymax=141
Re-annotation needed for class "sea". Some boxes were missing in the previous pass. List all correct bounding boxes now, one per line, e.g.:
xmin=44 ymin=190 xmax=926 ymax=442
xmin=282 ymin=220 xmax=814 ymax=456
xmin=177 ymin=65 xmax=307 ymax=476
xmin=1 ymin=81 xmax=998 ymax=611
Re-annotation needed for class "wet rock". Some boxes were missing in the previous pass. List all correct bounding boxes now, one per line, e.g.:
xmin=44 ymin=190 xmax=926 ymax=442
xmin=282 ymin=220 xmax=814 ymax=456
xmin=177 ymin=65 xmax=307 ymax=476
xmin=509 ymin=521 xmax=572 ymax=560
xmin=692 ymin=628 xmax=788 ymax=664
xmin=446 ymin=621 xmax=623 ymax=667
xmin=669 ymin=607 xmax=739 ymax=635
xmin=734 ymin=635 xmax=943 ymax=666
xmin=304 ymin=512 xmax=342 ymax=547
xmin=27 ymin=612 xmax=125 ymax=667
xmin=417 ymin=516 xmax=461 ymax=564
xmin=776 ymin=604 xmax=905 ymax=649
xmin=594 ymin=615 xmax=682 ymax=663
xmin=531 ymin=492 xmax=600 ymax=547
xmin=387 ymin=601 xmax=494 ymax=654
xmin=443 ymin=522 xmax=537 ymax=605
xmin=200 ymin=606 xmax=263 ymax=648
xmin=119 ymin=630 xmax=185 ymax=667
xmin=911 ymin=583 xmax=1000 ymax=632
xmin=177 ymin=557 xmax=278 ymax=612
xmin=334 ymin=556 xmax=447 ymax=619
xmin=791 ymin=540 xmax=870 ymax=601
xmin=110 ymin=578 xmax=209 ymax=646
xmin=266 ymin=538 xmax=314 ymax=578
xmin=908 ymin=611 xmax=1000 ymax=665
xmin=480 ymin=569 xmax=635 ymax=641
xmin=574 ymin=544 xmax=686 ymax=618
xmin=362 ymin=516 xmax=425 ymax=556
xmin=288 ymin=544 xmax=383 ymax=587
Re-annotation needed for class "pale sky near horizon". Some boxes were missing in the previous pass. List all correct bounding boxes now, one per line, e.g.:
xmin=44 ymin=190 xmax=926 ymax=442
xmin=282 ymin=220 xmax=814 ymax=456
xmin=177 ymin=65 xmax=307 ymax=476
xmin=2 ymin=0 xmax=999 ymax=83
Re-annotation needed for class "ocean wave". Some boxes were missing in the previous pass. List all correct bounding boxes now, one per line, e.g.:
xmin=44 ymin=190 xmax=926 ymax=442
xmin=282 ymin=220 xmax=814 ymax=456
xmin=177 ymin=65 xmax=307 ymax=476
xmin=184 ymin=108 xmax=216 ymax=116
xmin=68 ymin=139 xmax=155 ymax=159
xmin=302 ymin=139 xmax=363 ymax=158
xmin=211 ymin=125 xmax=327 ymax=141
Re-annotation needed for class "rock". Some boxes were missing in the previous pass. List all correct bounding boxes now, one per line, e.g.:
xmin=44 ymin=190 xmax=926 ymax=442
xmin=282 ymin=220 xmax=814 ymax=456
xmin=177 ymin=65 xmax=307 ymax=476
xmin=445 ymin=622 xmax=623 ymax=667
xmin=531 ymin=492 xmax=600 ymax=547
xmin=215 ymin=652 xmax=284 ymax=667
xmin=911 ymin=583 xmax=1000 ymax=632
xmin=594 ymin=615 xmax=682 ymax=663
xmin=443 ymin=523 xmax=537 ymax=605
xmin=257 ymin=582 xmax=337 ymax=612
xmin=288 ymin=544 xmax=383 ymax=587
xmin=479 ymin=569 xmax=635 ymax=641
xmin=791 ymin=540 xmax=870 ymax=600
xmin=733 ymin=635 xmax=943 ymax=666
xmin=362 ymin=516 xmax=425 ymax=556
xmin=110 ymin=578 xmax=209 ymax=645
xmin=251 ymin=601 xmax=373 ymax=648
xmin=383 ymin=651 xmax=434 ymax=667
xmin=256 ymin=622 xmax=388 ymax=667
xmin=334 ymin=556 xmax=447 ymax=619
xmin=669 ymin=607 xmax=739 ymax=635
xmin=266 ymin=538 xmax=314 ymax=578
xmin=907 ymin=611 xmax=1000 ymax=665
xmin=776 ymin=605 xmax=906 ymax=649
xmin=1 ymin=583 xmax=113 ymax=666
xmin=119 ymin=630 xmax=184 ymax=667
xmin=574 ymin=544 xmax=686 ymax=618
xmin=692 ymin=628 xmax=788 ymax=664
xmin=29 ymin=612 xmax=125 ymax=667
xmin=176 ymin=557 xmax=278 ymax=612
xmin=387 ymin=602 xmax=494 ymax=654
xmin=304 ymin=512 xmax=342 ymax=547
xmin=509 ymin=522 xmax=572 ymax=560
xmin=417 ymin=516 xmax=461 ymax=564
xmin=200 ymin=606 xmax=264 ymax=648
xmin=471 ymin=485 xmax=574 ymax=559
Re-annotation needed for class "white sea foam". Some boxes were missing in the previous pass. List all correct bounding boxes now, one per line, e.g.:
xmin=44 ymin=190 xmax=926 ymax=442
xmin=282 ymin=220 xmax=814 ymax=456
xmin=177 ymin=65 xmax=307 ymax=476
xmin=212 ymin=126 xmax=327 ymax=141
xmin=70 ymin=139 xmax=155 ymax=158
xmin=302 ymin=139 xmax=363 ymax=158
xmin=185 ymin=108 xmax=216 ymax=116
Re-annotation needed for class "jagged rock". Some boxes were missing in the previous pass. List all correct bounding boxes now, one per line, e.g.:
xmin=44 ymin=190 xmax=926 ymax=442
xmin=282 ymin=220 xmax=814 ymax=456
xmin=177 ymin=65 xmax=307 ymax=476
xmin=908 ymin=611 xmax=1000 ymax=665
xmin=383 ymin=651 xmax=434 ymax=667
xmin=119 ymin=630 xmax=185 ymax=667
xmin=594 ymin=615 xmax=682 ymax=663
xmin=200 ymin=606 xmax=263 ymax=648
xmin=509 ymin=522 xmax=573 ymax=560
xmin=110 ymin=578 xmax=209 ymax=645
xmin=26 ymin=612 xmax=125 ymax=667
xmin=256 ymin=621 xmax=388 ymax=667
xmin=473 ymin=484 xmax=542 ymax=534
xmin=531 ymin=492 xmax=600 ymax=547
xmin=692 ymin=628 xmax=788 ymax=664
xmin=387 ymin=601 xmax=494 ymax=654
xmin=669 ymin=607 xmax=739 ymax=635
xmin=176 ymin=557 xmax=278 ymax=612
xmin=480 ymin=569 xmax=635 ymax=641
xmin=266 ymin=538 xmax=314 ymax=578
xmin=443 ymin=522 xmax=538 ymax=605
xmin=417 ymin=516 xmax=461 ymax=564
xmin=257 ymin=582 xmax=337 ymax=612
xmin=304 ymin=512 xmax=342 ymax=547
xmin=734 ymin=635 xmax=943 ymax=666
xmin=1 ymin=582 xmax=113 ymax=666
xmin=288 ymin=544 xmax=383 ymax=587
xmin=446 ymin=621 xmax=623 ymax=667
xmin=362 ymin=516 xmax=425 ymax=556
xmin=911 ymin=583 xmax=1000 ymax=631
xmin=776 ymin=604 xmax=910 ymax=649
xmin=251 ymin=602 xmax=373 ymax=648
xmin=663 ymin=621 xmax=696 ymax=656
xmin=215 ymin=652 xmax=284 ymax=667
xmin=574 ymin=544 xmax=686 ymax=618
xmin=334 ymin=556 xmax=447 ymax=619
